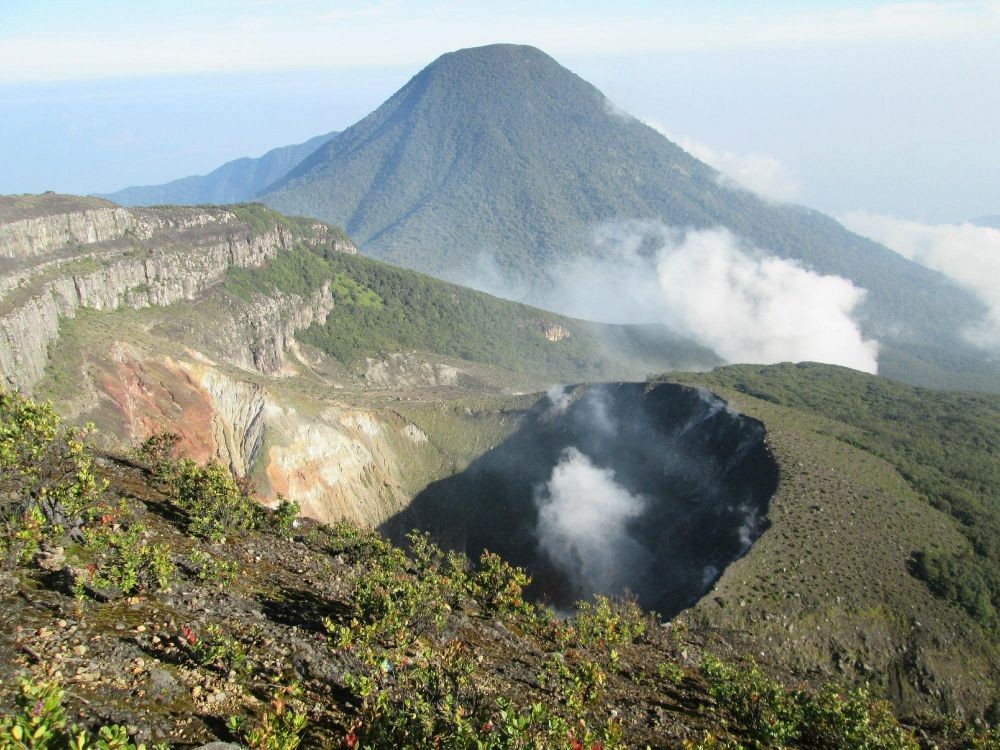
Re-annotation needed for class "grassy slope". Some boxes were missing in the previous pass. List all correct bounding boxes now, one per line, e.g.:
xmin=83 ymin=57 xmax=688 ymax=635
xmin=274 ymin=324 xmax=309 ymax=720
xmin=670 ymin=363 xmax=1000 ymax=632
xmin=259 ymin=44 xmax=994 ymax=391
xmin=294 ymin=251 xmax=720 ymax=385
xmin=658 ymin=364 xmax=1000 ymax=712
xmin=221 ymin=233 xmax=720 ymax=387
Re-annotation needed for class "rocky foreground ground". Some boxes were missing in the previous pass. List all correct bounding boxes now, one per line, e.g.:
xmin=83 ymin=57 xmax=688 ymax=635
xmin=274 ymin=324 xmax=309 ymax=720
xmin=1 ymin=389 xmax=998 ymax=749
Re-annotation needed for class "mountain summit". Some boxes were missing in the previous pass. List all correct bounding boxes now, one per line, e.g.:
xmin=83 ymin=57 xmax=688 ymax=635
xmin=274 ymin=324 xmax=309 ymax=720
xmin=95 ymin=44 xmax=995 ymax=389
xmin=262 ymin=43 xmax=716 ymax=278
xmin=258 ymin=44 xmax=991 ymax=387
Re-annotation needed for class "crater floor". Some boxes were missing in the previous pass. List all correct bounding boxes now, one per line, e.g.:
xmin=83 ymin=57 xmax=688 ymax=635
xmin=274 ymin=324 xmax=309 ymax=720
xmin=383 ymin=382 xmax=779 ymax=616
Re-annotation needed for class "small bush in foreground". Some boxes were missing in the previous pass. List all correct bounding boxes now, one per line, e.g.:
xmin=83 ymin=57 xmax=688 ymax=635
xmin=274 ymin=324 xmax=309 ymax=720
xmin=269 ymin=495 xmax=300 ymax=536
xmin=0 ymin=390 xmax=106 ymax=567
xmin=170 ymin=459 xmax=260 ymax=542
xmin=228 ymin=681 xmax=307 ymax=750
xmin=573 ymin=595 xmax=647 ymax=649
xmin=82 ymin=519 xmax=174 ymax=596
xmin=700 ymin=655 xmax=918 ymax=750
xmin=0 ymin=679 xmax=147 ymax=750
xmin=468 ymin=550 xmax=531 ymax=617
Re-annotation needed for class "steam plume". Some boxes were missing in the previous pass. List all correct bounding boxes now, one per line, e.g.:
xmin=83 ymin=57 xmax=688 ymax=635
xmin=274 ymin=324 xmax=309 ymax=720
xmin=534 ymin=447 xmax=649 ymax=596
xmin=539 ymin=221 xmax=879 ymax=373
xmin=840 ymin=211 xmax=1000 ymax=350
xmin=545 ymin=384 xmax=572 ymax=416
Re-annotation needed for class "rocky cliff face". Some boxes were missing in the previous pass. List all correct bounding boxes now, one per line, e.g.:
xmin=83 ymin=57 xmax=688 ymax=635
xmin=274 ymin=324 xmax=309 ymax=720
xmin=0 ymin=196 xmax=348 ymax=393
xmin=86 ymin=344 xmax=437 ymax=526
xmin=209 ymin=281 xmax=336 ymax=377
xmin=0 ymin=201 xmax=134 ymax=258
xmin=0 ymin=194 xmax=443 ymax=529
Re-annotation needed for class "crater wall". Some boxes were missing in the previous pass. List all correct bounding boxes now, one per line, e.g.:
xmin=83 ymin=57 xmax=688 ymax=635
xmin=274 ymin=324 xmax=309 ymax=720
xmin=383 ymin=382 xmax=779 ymax=616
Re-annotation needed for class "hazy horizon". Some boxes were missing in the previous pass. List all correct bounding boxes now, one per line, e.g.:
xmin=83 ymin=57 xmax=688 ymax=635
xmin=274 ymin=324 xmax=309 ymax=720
xmin=1 ymin=1 xmax=998 ymax=225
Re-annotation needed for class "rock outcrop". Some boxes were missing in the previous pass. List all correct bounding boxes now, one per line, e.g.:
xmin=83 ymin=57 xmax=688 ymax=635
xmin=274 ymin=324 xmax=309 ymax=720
xmin=210 ymin=281 xmax=336 ymax=377
xmin=0 ymin=200 xmax=134 ymax=258
xmin=0 ymin=195 xmax=422 ymax=528
xmin=0 ymin=195 xmax=353 ymax=393
xmin=90 ymin=345 xmax=417 ymax=526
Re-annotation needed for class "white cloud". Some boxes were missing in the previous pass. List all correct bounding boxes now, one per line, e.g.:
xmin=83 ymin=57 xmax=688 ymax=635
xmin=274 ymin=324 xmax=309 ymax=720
xmin=651 ymin=227 xmax=878 ymax=370
xmin=646 ymin=122 xmax=801 ymax=202
xmin=533 ymin=222 xmax=879 ymax=373
xmin=534 ymin=447 xmax=648 ymax=596
xmin=2 ymin=1 xmax=999 ymax=82
xmin=840 ymin=211 xmax=1000 ymax=349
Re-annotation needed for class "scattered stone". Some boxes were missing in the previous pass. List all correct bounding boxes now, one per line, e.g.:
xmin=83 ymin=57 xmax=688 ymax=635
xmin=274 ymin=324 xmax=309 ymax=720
xmin=35 ymin=546 xmax=66 ymax=572
xmin=147 ymin=668 xmax=180 ymax=701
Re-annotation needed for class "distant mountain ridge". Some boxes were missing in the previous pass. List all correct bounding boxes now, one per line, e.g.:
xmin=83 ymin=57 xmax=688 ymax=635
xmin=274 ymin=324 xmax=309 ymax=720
xmin=98 ymin=131 xmax=336 ymax=206
xmin=98 ymin=44 xmax=998 ymax=391
xmin=255 ymin=44 xmax=994 ymax=390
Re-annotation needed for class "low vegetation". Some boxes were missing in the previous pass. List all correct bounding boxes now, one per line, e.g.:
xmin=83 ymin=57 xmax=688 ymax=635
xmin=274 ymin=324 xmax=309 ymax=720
xmin=664 ymin=363 xmax=1000 ymax=635
xmin=222 ymin=238 xmax=712 ymax=385
xmin=0 ymin=679 xmax=149 ymax=750
xmin=699 ymin=656 xmax=918 ymax=750
xmin=2 ymin=388 xmax=998 ymax=748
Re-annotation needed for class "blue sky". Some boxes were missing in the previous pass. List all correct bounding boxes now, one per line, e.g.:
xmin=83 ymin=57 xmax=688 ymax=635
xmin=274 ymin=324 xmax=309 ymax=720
xmin=1 ymin=0 xmax=998 ymax=221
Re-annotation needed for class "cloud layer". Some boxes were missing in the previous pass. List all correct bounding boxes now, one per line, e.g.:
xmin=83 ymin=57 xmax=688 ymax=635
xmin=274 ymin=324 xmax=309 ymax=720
xmin=4 ymin=2 xmax=1000 ymax=82
xmin=654 ymin=126 xmax=802 ymax=203
xmin=524 ymin=221 xmax=879 ymax=373
xmin=841 ymin=211 xmax=1000 ymax=349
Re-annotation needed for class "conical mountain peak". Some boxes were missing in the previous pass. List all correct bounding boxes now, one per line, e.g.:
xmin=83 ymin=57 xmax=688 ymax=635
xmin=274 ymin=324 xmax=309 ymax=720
xmin=258 ymin=43 xmax=984 ymax=385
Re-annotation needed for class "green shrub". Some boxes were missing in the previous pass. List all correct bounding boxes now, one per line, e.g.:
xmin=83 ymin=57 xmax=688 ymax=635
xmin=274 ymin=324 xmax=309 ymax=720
xmin=131 ymin=432 xmax=181 ymax=474
xmin=182 ymin=623 xmax=250 ymax=676
xmin=968 ymin=725 xmax=1000 ymax=749
xmin=468 ymin=550 xmax=531 ymax=618
xmin=81 ymin=520 xmax=174 ymax=596
xmin=269 ymin=495 xmax=300 ymax=536
xmin=538 ymin=653 xmax=608 ymax=712
xmin=798 ymin=685 xmax=918 ymax=750
xmin=169 ymin=459 xmax=260 ymax=542
xmin=185 ymin=549 xmax=239 ymax=586
xmin=700 ymin=655 xmax=801 ymax=749
xmin=5 ymin=505 xmax=47 ymax=569
xmin=573 ymin=595 xmax=647 ymax=649
xmin=657 ymin=660 xmax=686 ymax=686
xmin=405 ymin=530 xmax=469 ymax=603
xmin=227 ymin=681 xmax=307 ymax=750
xmin=326 ymin=536 xmax=449 ymax=649
xmin=699 ymin=654 xmax=919 ymax=750
xmin=0 ymin=390 xmax=107 ymax=567
xmin=682 ymin=731 xmax=743 ymax=750
xmin=0 ymin=679 xmax=146 ymax=749
xmin=343 ymin=641 xmax=624 ymax=750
